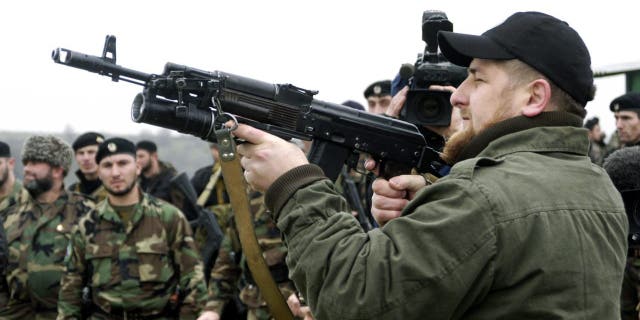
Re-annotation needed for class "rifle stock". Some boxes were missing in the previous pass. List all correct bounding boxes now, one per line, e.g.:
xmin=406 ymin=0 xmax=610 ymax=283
xmin=52 ymin=35 xmax=445 ymax=181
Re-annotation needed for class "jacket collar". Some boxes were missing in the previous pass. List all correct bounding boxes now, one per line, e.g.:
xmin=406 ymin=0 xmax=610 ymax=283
xmin=455 ymin=111 xmax=586 ymax=162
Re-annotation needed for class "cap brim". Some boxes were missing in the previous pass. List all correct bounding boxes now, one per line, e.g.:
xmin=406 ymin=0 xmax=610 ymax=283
xmin=438 ymin=31 xmax=515 ymax=67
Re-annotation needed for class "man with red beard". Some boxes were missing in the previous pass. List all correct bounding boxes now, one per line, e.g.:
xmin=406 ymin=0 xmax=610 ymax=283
xmin=0 ymin=135 xmax=94 ymax=319
xmin=228 ymin=12 xmax=627 ymax=319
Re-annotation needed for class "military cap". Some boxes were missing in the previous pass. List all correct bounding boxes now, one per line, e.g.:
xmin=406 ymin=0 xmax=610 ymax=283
xmin=21 ymin=135 xmax=73 ymax=174
xmin=584 ymin=117 xmax=599 ymax=130
xmin=610 ymin=92 xmax=640 ymax=112
xmin=439 ymin=11 xmax=594 ymax=106
xmin=0 ymin=141 xmax=10 ymax=157
xmin=72 ymin=131 xmax=105 ymax=151
xmin=341 ymin=100 xmax=365 ymax=111
xmin=136 ymin=140 xmax=157 ymax=153
xmin=96 ymin=137 xmax=137 ymax=164
xmin=363 ymin=80 xmax=392 ymax=99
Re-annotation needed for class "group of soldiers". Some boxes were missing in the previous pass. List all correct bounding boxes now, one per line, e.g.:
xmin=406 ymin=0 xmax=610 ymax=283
xmin=0 ymin=131 xmax=296 ymax=319
xmin=0 ymin=80 xmax=395 ymax=320
xmin=3 ymin=11 xmax=640 ymax=319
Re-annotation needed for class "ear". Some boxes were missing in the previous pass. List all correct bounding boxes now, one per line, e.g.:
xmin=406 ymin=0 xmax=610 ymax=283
xmin=521 ymin=79 xmax=551 ymax=118
xmin=51 ymin=166 xmax=65 ymax=179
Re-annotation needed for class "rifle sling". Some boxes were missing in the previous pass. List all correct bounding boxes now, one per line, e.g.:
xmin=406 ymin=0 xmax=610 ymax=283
xmin=215 ymin=128 xmax=294 ymax=320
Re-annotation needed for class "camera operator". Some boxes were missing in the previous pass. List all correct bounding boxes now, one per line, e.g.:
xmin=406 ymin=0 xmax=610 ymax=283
xmin=368 ymin=83 xmax=463 ymax=225
xmin=603 ymin=146 xmax=640 ymax=320
xmin=367 ymin=11 xmax=467 ymax=225
xmin=232 ymin=11 xmax=627 ymax=319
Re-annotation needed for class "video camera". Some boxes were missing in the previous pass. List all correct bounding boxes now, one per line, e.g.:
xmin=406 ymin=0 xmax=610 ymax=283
xmin=399 ymin=10 xmax=467 ymax=127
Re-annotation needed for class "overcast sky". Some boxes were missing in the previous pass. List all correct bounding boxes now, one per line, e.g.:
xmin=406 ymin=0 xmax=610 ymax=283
xmin=1 ymin=0 xmax=638 ymax=139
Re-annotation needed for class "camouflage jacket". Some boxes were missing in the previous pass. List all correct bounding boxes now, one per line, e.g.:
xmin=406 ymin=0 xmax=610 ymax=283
xmin=207 ymin=194 xmax=294 ymax=318
xmin=0 ymin=189 xmax=94 ymax=319
xmin=57 ymin=192 xmax=212 ymax=320
xmin=0 ymin=181 xmax=27 ymax=216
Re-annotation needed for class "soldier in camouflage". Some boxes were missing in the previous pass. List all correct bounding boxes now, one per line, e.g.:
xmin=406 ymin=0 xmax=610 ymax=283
xmin=0 ymin=135 xmax=94 ymax=319
xmin=203 ymin=192 xmax=296 ymax=320
xmin=57 ymin=137 xmax=216 ymax=320
xmin=68 ymin=132 xmax=109 ymax=203
xmin=0 ymin=141 xmax=27 ymax=215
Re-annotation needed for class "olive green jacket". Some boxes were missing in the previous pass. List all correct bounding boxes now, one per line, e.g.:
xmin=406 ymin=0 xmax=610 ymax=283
xmin=266 ymin=125 xmax=627 ymax=319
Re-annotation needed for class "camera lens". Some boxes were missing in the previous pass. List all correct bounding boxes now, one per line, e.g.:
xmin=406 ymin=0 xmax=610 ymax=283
xmin=416 ymin=96 xmax=442 ymax=120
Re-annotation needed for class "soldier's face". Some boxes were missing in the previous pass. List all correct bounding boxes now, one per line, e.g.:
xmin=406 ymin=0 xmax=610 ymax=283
xmin=450 ymin=59 xmax=520 ymax=135
xmin=22 ymin=161 xmax=55 ymax=197
xmin=75 ymin=145 xmax=99 ymax=176
xmin=99 ymin=153 xmax=140 ymax=197
xmin=614 ymin=110 xmax=640 ymax=145
xmin=366 ymin=95 xmax=392 ymax=115
xmin=443 ymin=59 xmax=522 ymax=163
xmin=0 ymin=158 xmax=11 ymax=187
xmin=135 ymin=150 xmax=152 ymax=173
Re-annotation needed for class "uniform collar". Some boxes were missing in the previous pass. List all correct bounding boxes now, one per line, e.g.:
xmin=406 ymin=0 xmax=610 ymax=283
xmin=455 ymin=111 xmax=585 ymax=162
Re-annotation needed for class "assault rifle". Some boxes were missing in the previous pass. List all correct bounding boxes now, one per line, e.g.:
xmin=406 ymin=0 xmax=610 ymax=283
xmin=52 ymin=35 xmax=445 ymax=180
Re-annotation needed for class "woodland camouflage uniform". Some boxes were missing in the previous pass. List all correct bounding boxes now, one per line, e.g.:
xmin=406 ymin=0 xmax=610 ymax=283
xmin=0 ymin=190 xmax=94 ymax=320
xmin=57 ymin=192 xmax=212 ymax=320
xmin=0 ymin=181 xmax=27 ymax=215
xmin=206 ymin=193 xmax=295 ymax=320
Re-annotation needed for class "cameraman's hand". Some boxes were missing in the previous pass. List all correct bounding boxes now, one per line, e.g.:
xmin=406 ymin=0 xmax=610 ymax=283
xmin=384 ymin=86 xmax=408 ymax=118
xmin=371 ymin=175 xmax=427 ymax=226
xmin=235 ymin=124 xmax=309 ymax=192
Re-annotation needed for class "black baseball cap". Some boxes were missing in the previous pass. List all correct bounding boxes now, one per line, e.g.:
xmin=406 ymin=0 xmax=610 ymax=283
xmin=438 ymin=11 xmax=594 ymax=106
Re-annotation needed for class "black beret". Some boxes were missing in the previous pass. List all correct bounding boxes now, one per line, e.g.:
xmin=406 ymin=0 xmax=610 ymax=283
xmin=0 ymin=141 xmax=10 ymax=157
xmin=584 ymin=117 xmax=599 ymax=130
xmin=96 ymin=137 xmax=137 ymax=164
xmin=363 ymin=80 xmax=391 ymax=99
xmin=610 ymin=92 xmax=640 ymax=112
xmin=72 ymin=132 xmax=105 ymax=151
xmin=341 ymin=100 xmax=365 ymax=111
xmin=136 ymin=140 xmax=157 ymax=153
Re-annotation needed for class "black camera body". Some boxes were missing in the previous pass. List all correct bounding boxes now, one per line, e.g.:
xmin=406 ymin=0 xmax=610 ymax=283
xmin=400 ymin=10 xmax=467 ymax=127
